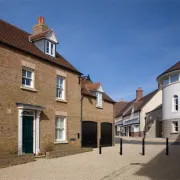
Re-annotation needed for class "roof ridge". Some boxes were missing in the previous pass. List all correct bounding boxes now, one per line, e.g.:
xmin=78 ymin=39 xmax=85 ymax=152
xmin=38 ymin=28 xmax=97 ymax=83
xmin=0 ymin=19 xmax=31 ymax=36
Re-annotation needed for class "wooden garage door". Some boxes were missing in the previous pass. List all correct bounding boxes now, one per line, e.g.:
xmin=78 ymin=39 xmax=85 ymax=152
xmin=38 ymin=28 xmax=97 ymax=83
xmin=82 ymin=121 xmax=97 ymax=148
xmin=101 ymin=122 xmax=112 ymax=147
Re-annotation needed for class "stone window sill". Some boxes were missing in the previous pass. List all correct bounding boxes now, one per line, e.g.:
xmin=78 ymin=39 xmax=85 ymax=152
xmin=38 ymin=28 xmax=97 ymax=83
xmin=20 ymin=86 xmax=37 ymax=92
xmin=56 ymin=98 xmax=67 ymax=103
xmin=170 ymin=132 xmax=179 ymax=134
xmin=54 ymin=141 xmax=68 ymax=144
xmin=96 ymin=105 xmax=103 ymax=109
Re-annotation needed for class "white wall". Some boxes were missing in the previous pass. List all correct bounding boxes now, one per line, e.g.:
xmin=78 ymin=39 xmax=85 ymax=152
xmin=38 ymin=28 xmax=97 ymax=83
xmin=141 ymin=90 xmax=162 ymax=132
xmin=163 ymin=82 xmax=180 ymax=120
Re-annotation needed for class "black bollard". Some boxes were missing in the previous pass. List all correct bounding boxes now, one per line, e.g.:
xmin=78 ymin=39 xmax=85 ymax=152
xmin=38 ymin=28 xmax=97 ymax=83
xmin=142 ymin=138 xmax=145 ymax=155
xmin=120 ymin=138 xmax=123 ymax=155
xmin=99 ymin=138 xmax=102 ymax=154
xmin=166 ymin=138 xmax=169 ymax=156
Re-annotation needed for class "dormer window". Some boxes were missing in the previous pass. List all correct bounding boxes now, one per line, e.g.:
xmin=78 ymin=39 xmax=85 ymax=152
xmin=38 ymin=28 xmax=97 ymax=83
xmin=97 ymin=92 xmax=102 ymax=107
xmin=46 ymin=40 xmax=55 ymax=57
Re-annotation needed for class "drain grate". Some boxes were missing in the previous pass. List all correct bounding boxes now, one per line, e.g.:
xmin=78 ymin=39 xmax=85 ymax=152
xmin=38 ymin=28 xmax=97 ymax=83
xmin=130 ymin=163 xmax=141 ymax=165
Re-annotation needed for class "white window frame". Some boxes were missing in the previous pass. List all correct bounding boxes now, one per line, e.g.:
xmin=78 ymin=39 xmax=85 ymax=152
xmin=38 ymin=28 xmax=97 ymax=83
xmin=172 ymin=121 xmax=178 ymax=133
xmin=170 ymin=74 xmax=179 ymax=83
xmin=96 ymin=92 xmax=102 ymax=107
xmin=22 ymin=67 xmax=34 ymax=88
xmin=56 ymin=76 xmax=65 ymax=100
xmin=163 ymin=77 xmax=169 ymax=86
xmin=172 ymin=95 xmax=178 ymax=112
xmin=55 ymin=116 xmax=66 ymax=142
xmin=45 ymin=40 xmax=55 ymax=57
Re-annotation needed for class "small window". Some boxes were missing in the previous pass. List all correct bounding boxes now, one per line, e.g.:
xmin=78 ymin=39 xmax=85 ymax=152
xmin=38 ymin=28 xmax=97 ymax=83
xmin=97 ymin=92 xmax=102 ymax=107
xmin=173 ymin=95 xmax=179 ymax=111
xmin=56 ymin=76 xmax=65 ymax=99
xmin=45 ymin=40 xmax=55 ymax=57
xmin=163 ymin=78 xmax=169 ymax=86
xmin=173 ymin=95 xmax=178 ymax=111
xmin=22 ymin=68 xmax=34 ymax=88
xmin=172 ymin=121 xmax=178 ymax=133
xmin=170 ymin=74 xmax=179 ymax=83
xmin=55 ymin=117 xmax=66 ymax=141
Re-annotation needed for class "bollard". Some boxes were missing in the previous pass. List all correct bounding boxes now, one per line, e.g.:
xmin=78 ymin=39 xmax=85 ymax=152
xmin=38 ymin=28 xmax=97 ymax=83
xmin=120 ymin=138 xmax=123 ymax=155
xmin=142 ymin=138 xmax=145 ymax=155
xmin=99 ymin=138 xmax=102 ymax=154
xmin=166 ymin=138 xmax=169 ymax=156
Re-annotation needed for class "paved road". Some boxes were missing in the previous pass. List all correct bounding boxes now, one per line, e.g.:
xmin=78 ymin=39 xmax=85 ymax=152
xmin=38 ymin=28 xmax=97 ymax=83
xmin=1 ymin=143 xmax=180 ymax=180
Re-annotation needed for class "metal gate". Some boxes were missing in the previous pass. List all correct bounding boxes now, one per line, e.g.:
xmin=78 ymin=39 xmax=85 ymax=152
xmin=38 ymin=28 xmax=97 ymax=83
xmin=82 ymin=121 xmax=97 ymax=148
xmin=101 ymin=122 xmax=112 ymax=147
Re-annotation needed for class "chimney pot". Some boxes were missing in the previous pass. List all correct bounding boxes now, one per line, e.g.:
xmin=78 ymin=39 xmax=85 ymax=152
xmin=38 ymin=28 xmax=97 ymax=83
xmin=33 ymin=16 xmax=48 ymax=35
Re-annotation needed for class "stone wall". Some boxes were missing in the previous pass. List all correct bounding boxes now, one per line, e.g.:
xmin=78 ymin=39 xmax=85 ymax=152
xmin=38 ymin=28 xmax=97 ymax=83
xmin=0 ymin=154 xmax=34 ymax=168
xmin=163 ymin=118 xmax=180 ymax=139
xmin=46 ymin=148 xmax=93 ymax=159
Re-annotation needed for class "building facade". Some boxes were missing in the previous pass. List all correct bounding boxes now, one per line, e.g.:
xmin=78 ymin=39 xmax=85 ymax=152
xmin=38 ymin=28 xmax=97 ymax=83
xmin=157 ymin=61 xmax=180 ymax=139
xmin=0 ymin=17 xmax=83 ymax=155
xmin=81 ymin=77 xmax=115 ymax=147
xmin=145 ymin=105 xmax=162 ymax=138
xmin=115 ymin=88 xmax=162 ymax=137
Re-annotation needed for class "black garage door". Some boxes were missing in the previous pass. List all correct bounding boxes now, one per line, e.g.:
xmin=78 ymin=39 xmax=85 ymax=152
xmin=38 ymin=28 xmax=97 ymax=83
xmin=82 ymin=121 xmax=97 ymax=148
xmin=101 ymin=122 xmax=112 ymax=147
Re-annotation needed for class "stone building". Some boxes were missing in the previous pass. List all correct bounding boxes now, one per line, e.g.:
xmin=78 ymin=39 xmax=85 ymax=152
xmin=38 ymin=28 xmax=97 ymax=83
xmin=0 ymin=17 xmax=82 ymax=155
xmin=81 ymin=77 xmax=115 ymax=147
xmin=145 ymin=104 xmax=162 ymax=138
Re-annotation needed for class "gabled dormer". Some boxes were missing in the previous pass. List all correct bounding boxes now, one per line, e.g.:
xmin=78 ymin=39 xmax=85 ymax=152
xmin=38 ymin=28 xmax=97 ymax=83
xmin=85 ymin=81 xmax=104 ymax=108
xmin=29 ymin=16 xmax=58 ymax=57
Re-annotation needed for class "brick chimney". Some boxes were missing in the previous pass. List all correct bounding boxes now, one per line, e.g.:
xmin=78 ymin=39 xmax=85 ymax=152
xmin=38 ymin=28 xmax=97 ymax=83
xmin=136 ymin=87 xmax=143 ymax=100
xmin=33 ymin=16 xmax=49 ymax=35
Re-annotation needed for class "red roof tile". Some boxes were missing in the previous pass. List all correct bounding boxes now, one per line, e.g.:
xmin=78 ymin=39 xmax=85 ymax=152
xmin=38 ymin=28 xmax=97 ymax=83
xmin=0 ymin=19 xmax=81 ymax=74
xmin=86 ymin=82 xmax=100 ymax=91
xmin=81 ymin=78 xmax=115 ymax=103
xmin=115 ymin=101 xmax=128 ymax=117
xmin=115 ymin=89 xmax=159 ymax=118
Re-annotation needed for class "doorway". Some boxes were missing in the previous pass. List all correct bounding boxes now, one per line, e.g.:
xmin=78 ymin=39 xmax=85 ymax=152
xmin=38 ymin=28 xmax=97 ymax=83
xmin=22 ymin=116 xmax=33 ymax=153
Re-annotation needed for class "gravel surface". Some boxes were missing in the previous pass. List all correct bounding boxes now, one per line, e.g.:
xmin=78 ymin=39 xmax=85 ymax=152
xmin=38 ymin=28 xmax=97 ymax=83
xmin=0 ymin=141 xmax=179 ymax=180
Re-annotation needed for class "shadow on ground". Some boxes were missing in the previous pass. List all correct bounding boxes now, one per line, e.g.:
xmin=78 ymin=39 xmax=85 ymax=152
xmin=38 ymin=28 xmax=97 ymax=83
xmin=135 ymin=135 xmax=180 ymax=180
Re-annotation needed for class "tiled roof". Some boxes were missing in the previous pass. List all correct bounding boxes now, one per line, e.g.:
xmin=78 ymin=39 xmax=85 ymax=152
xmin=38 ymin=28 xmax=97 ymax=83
xmin=81 ymin=78 xmax=115 ymax=103
xmin=115 ymin=101 xmax=128 ymax=117
xmin=29 ymin=29 xmax=51 ymax=41
xmin=157 ymin=61 xmax=180 ymax=79
xmin=115 ymin=89 xmax=159 ymax=118
xmin=86 ymin=82 xmax=100 ymax=91
xmin=0 ymin=19 xmax=81 ymax=74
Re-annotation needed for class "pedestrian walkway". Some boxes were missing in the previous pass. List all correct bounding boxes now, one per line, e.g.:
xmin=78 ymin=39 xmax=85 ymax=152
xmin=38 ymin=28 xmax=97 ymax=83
xmin=1 ymin=142 xmax=179 ymax=180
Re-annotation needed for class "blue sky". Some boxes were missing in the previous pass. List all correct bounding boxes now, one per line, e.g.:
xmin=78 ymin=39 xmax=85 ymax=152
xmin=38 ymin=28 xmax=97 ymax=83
xmin=1 ymin=0 xmax=180 ymax=101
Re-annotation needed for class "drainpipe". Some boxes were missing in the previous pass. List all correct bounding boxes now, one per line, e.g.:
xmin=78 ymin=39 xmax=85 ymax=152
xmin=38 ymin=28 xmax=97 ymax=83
xmin=80 ymin=91 xmax=83 ymax=149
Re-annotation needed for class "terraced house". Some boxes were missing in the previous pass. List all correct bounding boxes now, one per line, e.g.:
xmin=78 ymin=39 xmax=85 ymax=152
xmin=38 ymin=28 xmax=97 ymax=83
xmin=0 ymin=17 xmax=84 ymax=155
xmin=0 ymin=17 xmax=115 ymax=156
xmin=115 ymin=88 xmax=162 ymax=137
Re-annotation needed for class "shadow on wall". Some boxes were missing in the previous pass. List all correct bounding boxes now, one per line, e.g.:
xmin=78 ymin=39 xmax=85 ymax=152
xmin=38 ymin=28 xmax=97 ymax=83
xmin=87 ymin=97 xmax=93 ymax=105
xmin=40 ymin=111 xmax=50 ymax=121
xmin=135 ymin=135 xmax=180 ymax=180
